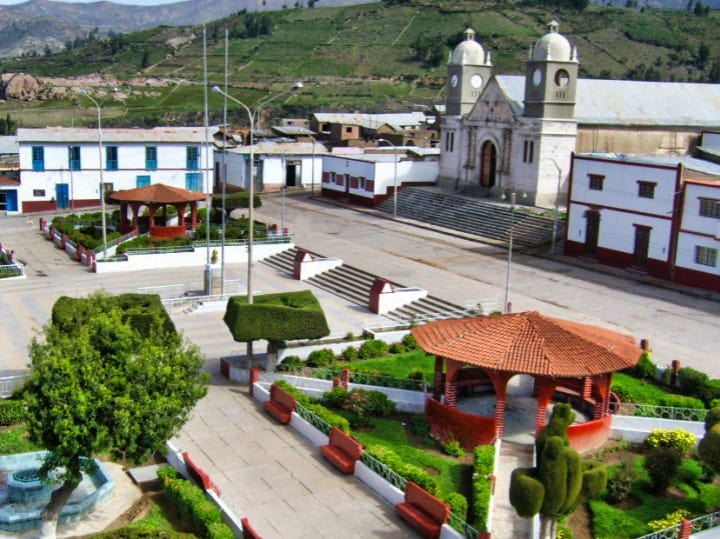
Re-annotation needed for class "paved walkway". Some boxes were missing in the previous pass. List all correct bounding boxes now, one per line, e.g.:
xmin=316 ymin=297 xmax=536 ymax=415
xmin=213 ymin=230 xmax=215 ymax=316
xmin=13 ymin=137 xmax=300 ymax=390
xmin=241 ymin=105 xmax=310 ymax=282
xmin=171 ymin=374 xmax=415 ymax=539
xmin=492 ymin=442 xmax=533 ymax=539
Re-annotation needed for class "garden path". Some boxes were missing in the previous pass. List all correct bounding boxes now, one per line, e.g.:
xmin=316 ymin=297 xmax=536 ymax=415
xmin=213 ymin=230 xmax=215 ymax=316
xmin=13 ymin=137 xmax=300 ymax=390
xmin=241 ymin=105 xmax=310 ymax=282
xmin=492 ymin=441 xmax=534 ymax=539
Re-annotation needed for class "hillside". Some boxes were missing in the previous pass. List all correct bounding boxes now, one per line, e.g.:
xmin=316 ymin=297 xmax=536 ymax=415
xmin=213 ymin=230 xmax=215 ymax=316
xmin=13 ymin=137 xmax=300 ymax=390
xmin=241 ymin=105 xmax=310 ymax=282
xmin=1 ymin=0 xmax=718 ymax=129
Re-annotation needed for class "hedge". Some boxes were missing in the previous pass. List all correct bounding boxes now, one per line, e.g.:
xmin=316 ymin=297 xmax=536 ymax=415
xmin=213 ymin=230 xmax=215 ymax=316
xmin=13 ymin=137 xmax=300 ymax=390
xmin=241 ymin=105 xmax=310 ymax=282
xmin=274 ymin=380 xmax=351 ymax=433
xmin=472 ymin=445 xmax=495 ymax=531
xmin=224 ymin=290 xmax=330 ymax=342
xmin=211 ymin=192 xmax=262 ymax=211
xmin=0 ymin=400 xmax=26 ymax=426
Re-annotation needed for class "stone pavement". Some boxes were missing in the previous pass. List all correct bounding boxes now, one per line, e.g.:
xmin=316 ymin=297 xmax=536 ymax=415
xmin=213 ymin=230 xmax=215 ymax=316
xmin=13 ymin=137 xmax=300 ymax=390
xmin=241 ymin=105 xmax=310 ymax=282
xmin=171 ymin=374 xmax=415 ymax=539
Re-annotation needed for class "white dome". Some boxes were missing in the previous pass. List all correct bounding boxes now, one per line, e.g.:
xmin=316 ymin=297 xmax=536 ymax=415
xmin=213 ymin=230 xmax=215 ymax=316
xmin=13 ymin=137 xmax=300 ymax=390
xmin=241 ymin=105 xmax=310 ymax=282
xmin=531 ymin=21 xmax=573 ymax=62
xmin=451 ymin=28 xmax=486 ymax=66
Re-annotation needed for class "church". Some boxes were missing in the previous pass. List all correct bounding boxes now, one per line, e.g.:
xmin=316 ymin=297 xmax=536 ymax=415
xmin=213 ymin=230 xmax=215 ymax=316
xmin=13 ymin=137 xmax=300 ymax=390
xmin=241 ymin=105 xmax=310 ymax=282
xmin=439 ymin=22 xmax=720 ymax=208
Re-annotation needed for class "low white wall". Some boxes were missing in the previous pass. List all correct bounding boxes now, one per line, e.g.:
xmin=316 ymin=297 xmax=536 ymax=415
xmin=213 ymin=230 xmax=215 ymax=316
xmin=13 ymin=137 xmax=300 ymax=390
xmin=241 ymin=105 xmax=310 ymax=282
xmin=610 ymin=415 xmax=705 ymax=444
xmin=94 ymin=242 xmax=293 ymax=273
xmin=355 ymin=460 xmax=404 ymax=505
xmin=299 ymin=257 xmax=343 ymax=280
xmin=347 ymin=382 xmax=426 ymax=413
xmin=253 ymin=383 xmax=271 ymax=403
xmin=290 ymin=412 xmax=330 ymax=448
xmin=377 ymin=288 xmax=428 ymax=315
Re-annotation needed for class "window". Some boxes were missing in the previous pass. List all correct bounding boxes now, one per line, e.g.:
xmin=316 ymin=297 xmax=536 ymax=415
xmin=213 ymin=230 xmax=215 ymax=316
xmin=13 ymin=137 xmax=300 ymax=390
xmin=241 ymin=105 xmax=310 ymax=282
xmin=523 ymin=140 xmax=534 ymax=163
xmin=105 ymin=146 xmax=118 ymax=171
xmin=146 ymin=146 xmax=157 ymax=170
xmin=136 ymin=175 xmax=151 ymax=188
xmin=68 ymin=146 xmax=81 ymax=171
xmin=186 ymin=147 xmax=199 ymax=170
xmin=329 ymin=172 xmax=337 ymax=184
xmin=638 ymin=181 xmax=656 ymax=199
xmin=359 ymin=177 xmax=366 ymax=191
xmin=31 ymin=146 xmax=44 ymax=171
xmin=588 ymin=174 xmax=605 ymax=191
xmin=695 ymin=246 xmax=718 ymax=267
xmin=699 ymin=199 xmax=720 ymax=218
xmin=345 ymin=126 xmax=353 ymax=134
xmin=185 ymin=172 xmax=202 ymax=192
xmin=33 ymin=189 xmax=45 ymax=197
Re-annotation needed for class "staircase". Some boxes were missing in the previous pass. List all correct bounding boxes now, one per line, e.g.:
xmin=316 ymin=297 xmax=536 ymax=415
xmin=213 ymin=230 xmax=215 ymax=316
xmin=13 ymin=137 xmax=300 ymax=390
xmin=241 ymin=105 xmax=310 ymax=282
xmin=377 ymin=187 xmax=563 ymax=249
xmin=261 ymin=247 xmax=469 ymax=322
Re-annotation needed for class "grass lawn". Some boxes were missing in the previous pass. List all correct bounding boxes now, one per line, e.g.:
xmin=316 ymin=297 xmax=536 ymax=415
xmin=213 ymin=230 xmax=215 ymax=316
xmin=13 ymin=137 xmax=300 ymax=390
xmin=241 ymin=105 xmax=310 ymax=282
xmin=351 ymin=415 xmax=471 ymax=498
xmin=611 ymin=372 xmax=704 ymax=408
xmin=345 ymin=350 xmax=436 ymax=381
xmin=0 ymin=426 xmax=43 ymax=455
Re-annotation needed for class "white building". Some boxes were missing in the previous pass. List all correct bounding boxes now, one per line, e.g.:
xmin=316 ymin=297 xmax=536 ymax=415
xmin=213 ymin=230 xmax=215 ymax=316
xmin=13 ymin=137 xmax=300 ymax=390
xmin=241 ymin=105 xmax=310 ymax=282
xmin=565 ymin=147 xmax=720 ymax=292
xmin=441 ymin=22 xmax=720 ymax=208
xmin=16 ymin=127 xmax=213 ymax=214
xmin=321 ymin=148 xmax=439 ymax=207
xmin=214 ymin=141 xmax=327 ymax=194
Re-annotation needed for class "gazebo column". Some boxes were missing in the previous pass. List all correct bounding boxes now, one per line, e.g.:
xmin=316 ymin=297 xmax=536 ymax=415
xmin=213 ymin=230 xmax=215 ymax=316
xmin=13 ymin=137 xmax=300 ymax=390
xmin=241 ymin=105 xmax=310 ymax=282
xmin=119 ymin=203 xmax=130 ymax=226
xmin=149 ymin=205 xmax=158 ymax=228
xmin=594 ymin=373 xmax=612 ymax=419
xmin=130 ymin=203 xmax=142 ymax=234
xmin=444 ymin=359 xmax=463 ymax=409
xmin=534 ymin=378 xmax=557 ymax=435
xmin=487 ymin=371 xmax=513 ymax=439
xmin=433 ymin=356 xmax=444 ymax=402
xmin=583 ymin=376 xmax=593 ymax=400
xmin=190 ymin=203 xmax=199 ymax=227
xmin=175 ymin=204 xmax=186 ymax=227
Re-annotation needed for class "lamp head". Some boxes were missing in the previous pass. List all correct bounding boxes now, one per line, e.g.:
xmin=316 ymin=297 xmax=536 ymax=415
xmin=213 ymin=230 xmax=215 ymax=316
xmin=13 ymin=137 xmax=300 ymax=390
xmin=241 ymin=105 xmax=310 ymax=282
xmin=211 ymin=85 xmax=222 ymax=94
xmin=292 ymin=81 xmax=304 ymax=90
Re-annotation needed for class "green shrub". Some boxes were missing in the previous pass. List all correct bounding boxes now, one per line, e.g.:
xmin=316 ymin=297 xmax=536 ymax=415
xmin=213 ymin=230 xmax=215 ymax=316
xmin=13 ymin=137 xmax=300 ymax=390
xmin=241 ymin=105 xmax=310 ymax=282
xmin=365 ymin=390 xmax=396 ymax=417
xmin=657 ymin=394 xmax=705 ymax=410
xmin=634 ymin=352 xmax=657 ymax=380
xmin=359 ymin=339 xmax=389 ymax=359
xmin=323 ymin=386 xmax=350 ymax=409
xmin=0 ymin=400 xmax=26 ymax=426
xmin=442 ymin=438 xmax=465 ymax=457
xmin=698 ymin=482 xmax=720 ymax=512
xmin=276 ymin=355 xmax=304 ymax=372
xmin=605 ymin=461 xmax=636 ymax=504
xmin=699 ymin=423 xmax=720 ymax=474
xmin=341 ymin=346 xmax=359 ymax=362
xmin=402 ymin=333 xmax=419 ymax=350
xmin=443 ymin=491 xmax=468 ymax=520
xmin=410 ymin=414 xmax=431 ymax=440
xmin=711 ymin=399 xmax=720 ymax=410
xmin=304 ymin=402 xmax=351 ymax=433
xmin=473 ymin=445 xmax=495 ymax=531
xmin=274 ymin=380 xmax=311 ymax=404
xmin=157 ymin=466 xmax=180 ymax=482
xmin=679 ymin=458 xmax=703 ymax=485
xmin=407 ymin=369 xmax=425 ymax=381
xmin=160 ymin=473 xmax=233 ymax=538
xmin=207 ymin=521 xmax=235 ymax=539
xmin=211 ymin=192 xmax=261 ymax=211
xmin=647 ymin=509 xmax=691 ymax=532
xmin=644 ymin=428 xmax=696 ymax=454
xmin=701 ymin=379 xmax=720 ymax=406
xmin=706 ymin=408 xmax=720 ymax=431
xmin=389 ymin=342 xmax=406 ymax=354
xmin=366 ymin=444 xmax=439 ymax=495
xmin=306 ymin=348 xmax=336 ymax=368
xmin=509 ymin=468 xmax=544 ymax=518
xmin=678 ymin=367 xmax=709 ymax=396
xmin=644 ymin=446 xmax=682 ymax=493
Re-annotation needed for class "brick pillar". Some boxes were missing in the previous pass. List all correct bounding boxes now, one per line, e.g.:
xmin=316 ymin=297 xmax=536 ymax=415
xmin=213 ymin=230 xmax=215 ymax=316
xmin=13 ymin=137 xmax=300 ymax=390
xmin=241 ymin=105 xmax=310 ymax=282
xmin=445 ymin=381 xmax=457 ymax=408
xmin=535 ymin=406 xmax=547 ymax=433
xmin=583 ymin=376 xmax=592 ymax=400
xmin=593 ymin=402 xmax=603 ymax=420
xmin=333 ymin=377 xmax=341 ymax=389
xmin=671 ymin=359 xmax=681 ymax=387
xmin=249 ymin=367 xmax=260 ymax=396
xmin=495 ymin=399 xmax=506 ymax=439
xmin=479 ymin=532 xmax=492 ymax=539
xmin=640 ymin=338 xmax=650 ymax=351
xmin=433 ymin=356 xmax=443 ymax=401
xmin=679 ymin=519 xmax=692 ymax=539
xmin=341 ymin=368 xmax=350 ymax=390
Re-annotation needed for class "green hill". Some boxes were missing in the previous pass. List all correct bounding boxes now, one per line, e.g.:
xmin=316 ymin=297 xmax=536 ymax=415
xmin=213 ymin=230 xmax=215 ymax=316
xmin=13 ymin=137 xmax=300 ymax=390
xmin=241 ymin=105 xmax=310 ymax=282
xmin=1 ymin=0 xmax=718 ymax=128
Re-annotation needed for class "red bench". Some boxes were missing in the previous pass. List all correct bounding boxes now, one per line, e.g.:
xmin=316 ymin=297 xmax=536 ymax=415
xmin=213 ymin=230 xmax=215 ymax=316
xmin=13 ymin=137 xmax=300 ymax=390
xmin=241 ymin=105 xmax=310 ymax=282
xmin=263 ymin=383 xmax=296 ymax=424
xmin=396 ymin=481 xmax=450 ymax=539
xmin=320 ymin=426 xmax=364 ymax=474
xmin=241 ymin=517 xmax=262 ymax=539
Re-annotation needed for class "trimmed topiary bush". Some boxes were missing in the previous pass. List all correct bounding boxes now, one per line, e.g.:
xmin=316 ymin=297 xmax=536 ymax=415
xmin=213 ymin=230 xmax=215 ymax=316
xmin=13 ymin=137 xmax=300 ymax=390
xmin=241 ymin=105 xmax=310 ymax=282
xmin=276 ymin=355 xmax=304 ymax=372
xmin=306 ymin=348 xmax=336 ymax=368
xmin=634 ymin=351 xmax=657 ymax=380
xmin=341 ymin=346 xmax=359 ymax=362
xmin=402 ymin=333 xmax=419 ymax=351
xmin=510 ymin=468 xmax=544 ymax=517
xmin=359 ymin=339 xmax=389 ymax=359
xmin=644 ymin=446 xmax=682 ymax=493
xmin=472 ymin=445 xmax=495 ymax=531
xmin=678 ymin=367 xmax=709 ymax=396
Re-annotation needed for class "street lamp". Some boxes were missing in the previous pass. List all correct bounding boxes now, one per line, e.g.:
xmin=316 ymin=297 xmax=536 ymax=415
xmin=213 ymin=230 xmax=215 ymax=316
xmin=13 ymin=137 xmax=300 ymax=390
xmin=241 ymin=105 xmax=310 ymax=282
xmin=212 ymin=86 xmax=255 ymax=309
xmin=376 ymin=138 xmax=398 ymax=219
xmin=503 ymin=190 xmax=516 ymax=314
xmin=81 ymin=91 xmax=108 ymax=260
xmin=547 ymin=157 xmax=563 ymax=253
xmin=254 ymin=81 xmax=304 ymax=133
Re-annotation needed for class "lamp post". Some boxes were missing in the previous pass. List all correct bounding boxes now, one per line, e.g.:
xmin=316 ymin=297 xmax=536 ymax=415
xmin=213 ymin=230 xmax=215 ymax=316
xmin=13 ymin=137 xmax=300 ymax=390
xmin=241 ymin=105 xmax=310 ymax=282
xmin=377 ymin=138 xmax=398 ymax=219
xmin=547 ymin=157 xmax=563 ymax=253
xmin=212 ymin=86 xmax=255 ymax=309
xmin=254 ymin=81 xmax=304 ymax=133
xmin=81 ymin=91 xmax=107 ymax=260
xmin=503 ymin=191 xmax=516 ymax=314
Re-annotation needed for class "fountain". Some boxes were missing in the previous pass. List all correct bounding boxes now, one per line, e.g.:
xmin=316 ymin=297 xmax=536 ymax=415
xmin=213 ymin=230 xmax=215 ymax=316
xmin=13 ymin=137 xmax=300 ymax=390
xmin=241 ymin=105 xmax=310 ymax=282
xmin=0 ymin=451 xmax=115 ymax=532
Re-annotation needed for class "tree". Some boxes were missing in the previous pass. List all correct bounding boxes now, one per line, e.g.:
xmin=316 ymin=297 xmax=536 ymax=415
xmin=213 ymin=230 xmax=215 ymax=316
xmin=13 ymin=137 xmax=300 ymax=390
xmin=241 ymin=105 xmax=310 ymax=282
xmin=23 ymin=292 xmax=209 ymax=538
xmin=510 ymin=403 xmax=607 ymax=539
xmin=698 ymin=408 xmax=720 ymax=474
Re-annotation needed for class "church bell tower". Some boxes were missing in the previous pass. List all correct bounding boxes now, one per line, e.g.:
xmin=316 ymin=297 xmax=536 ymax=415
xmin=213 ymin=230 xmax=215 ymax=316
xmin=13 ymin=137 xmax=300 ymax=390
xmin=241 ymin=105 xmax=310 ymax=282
xmin=446 ymin=28 xmax=493 ymax=116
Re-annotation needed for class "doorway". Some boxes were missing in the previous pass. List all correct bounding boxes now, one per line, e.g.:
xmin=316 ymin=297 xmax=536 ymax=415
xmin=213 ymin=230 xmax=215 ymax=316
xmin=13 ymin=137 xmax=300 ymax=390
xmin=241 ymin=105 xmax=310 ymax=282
xmin=584 ymin=211 xmax=600 ymax=257
xmin=285 ymin=160 xmax=300 ymax=187
xmin=633 ymin=226 xmax=651 ymax=268
xmin=55 ymin=183 xmax=69 ymax=209
xmin=479 ymin=141 xmax=497 ymax=188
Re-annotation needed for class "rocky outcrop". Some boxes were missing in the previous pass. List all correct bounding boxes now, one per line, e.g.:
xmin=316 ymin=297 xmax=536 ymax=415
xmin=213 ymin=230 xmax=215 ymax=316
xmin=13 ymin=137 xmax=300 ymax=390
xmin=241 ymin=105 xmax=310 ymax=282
xmin=3 ymin=73 xmax=40 ymax=101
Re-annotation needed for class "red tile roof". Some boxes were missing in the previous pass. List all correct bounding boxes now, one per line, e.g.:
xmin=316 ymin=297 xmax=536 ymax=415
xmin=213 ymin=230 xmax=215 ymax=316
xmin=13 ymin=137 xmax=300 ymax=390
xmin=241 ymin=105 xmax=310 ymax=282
xmin=412 ymin=311 xmax=641 ymax=378
xmin=108 ymin=183 xmax=206 ymax=204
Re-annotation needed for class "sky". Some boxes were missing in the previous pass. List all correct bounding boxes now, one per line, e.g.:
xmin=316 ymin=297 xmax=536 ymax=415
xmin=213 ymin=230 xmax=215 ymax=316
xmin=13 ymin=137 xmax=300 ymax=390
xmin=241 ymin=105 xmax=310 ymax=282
xmin=0 ymin=0 xmax=180 ymax=5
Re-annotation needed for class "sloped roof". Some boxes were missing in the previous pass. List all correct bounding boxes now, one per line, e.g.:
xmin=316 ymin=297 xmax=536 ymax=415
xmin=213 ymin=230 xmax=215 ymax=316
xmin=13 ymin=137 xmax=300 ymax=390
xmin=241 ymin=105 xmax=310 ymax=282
xmin=313 ymin=112 xmax=429 ymax=130
xmin=108 ymin=183 xmax=206 ymax=204
xmin=17 ymin=127 xmax=212 ymax=144
xmin=412 ymin=311 xmax=641 ymax=378
xmin=496 ymin=75 xmax=720 ymax=128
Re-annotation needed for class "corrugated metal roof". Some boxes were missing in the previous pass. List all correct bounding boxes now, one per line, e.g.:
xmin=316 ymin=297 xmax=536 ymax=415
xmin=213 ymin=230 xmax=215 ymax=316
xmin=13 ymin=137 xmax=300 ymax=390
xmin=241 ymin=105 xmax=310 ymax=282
xmin=227 ymin=141 xmax=328 ymax=156
xmin=313 ymin=112 xmax=429 ymax=129
xmin=497 ymin=75 xmax=720 ymax=128
xmin=271 ymin=126 xmax=316 ymax=136
xmin=16 ymin=127 xmax=214 ymax=144
xmin=576 ymin=151 xmax=720 ymax=176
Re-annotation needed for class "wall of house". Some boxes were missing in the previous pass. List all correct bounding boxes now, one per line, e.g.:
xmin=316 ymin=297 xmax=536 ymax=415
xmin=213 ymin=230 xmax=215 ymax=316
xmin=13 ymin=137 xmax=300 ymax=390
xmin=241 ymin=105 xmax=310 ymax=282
xmin=703 ymin=132 xmax=720 ymax=147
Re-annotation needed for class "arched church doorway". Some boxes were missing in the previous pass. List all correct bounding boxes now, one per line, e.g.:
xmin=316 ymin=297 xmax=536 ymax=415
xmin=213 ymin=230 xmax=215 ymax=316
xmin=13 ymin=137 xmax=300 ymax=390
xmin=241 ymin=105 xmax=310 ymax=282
xmin=479 ymin=141 xmax=497 ymax=187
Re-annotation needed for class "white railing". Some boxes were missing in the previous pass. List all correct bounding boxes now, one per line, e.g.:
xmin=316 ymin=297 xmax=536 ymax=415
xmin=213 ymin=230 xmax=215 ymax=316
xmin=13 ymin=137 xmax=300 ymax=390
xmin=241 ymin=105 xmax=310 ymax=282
xmin=612 ymin=402 xmax=707 ymax=422
xmin=0 ymin=374 xmax=30 ymax=398
xmin=690 ymin=510 xmax=720 ymax=533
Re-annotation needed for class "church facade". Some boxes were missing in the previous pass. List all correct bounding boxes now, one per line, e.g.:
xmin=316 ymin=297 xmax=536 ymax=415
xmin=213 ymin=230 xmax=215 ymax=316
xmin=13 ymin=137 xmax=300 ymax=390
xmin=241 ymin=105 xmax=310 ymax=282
xmin=439 ymin=22 xmax=720 ymax=208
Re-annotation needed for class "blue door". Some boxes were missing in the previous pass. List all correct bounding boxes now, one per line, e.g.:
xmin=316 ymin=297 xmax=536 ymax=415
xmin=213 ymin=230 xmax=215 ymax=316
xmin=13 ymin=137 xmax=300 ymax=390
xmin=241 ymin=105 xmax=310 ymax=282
xmin=55 ymin=184 xmax=69 ymax=209
xmin=4 ymin=190 xmax=17 ymax=211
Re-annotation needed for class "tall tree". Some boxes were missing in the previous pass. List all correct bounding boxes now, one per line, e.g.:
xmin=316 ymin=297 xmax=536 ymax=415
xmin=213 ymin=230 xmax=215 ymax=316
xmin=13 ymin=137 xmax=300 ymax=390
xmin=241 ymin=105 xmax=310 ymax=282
xmin=23 ymin=292 xmax=209 ymax=539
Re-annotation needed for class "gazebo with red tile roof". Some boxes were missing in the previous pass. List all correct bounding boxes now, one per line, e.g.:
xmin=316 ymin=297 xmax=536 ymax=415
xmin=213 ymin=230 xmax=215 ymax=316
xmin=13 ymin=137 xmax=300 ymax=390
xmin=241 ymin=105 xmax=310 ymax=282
xmin=108 ymin=184 xmax=207 ymax=239
xmin=412 ymin=311 xmax=643 ymax=450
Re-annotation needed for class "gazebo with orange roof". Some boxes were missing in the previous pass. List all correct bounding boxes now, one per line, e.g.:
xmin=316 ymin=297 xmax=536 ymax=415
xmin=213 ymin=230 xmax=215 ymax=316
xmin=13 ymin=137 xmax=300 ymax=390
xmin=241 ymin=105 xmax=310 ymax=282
xmin=108 ymin=184 xmax=207 ymax=239
xmin=412 ymin=311 xmax=643 ymax=452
